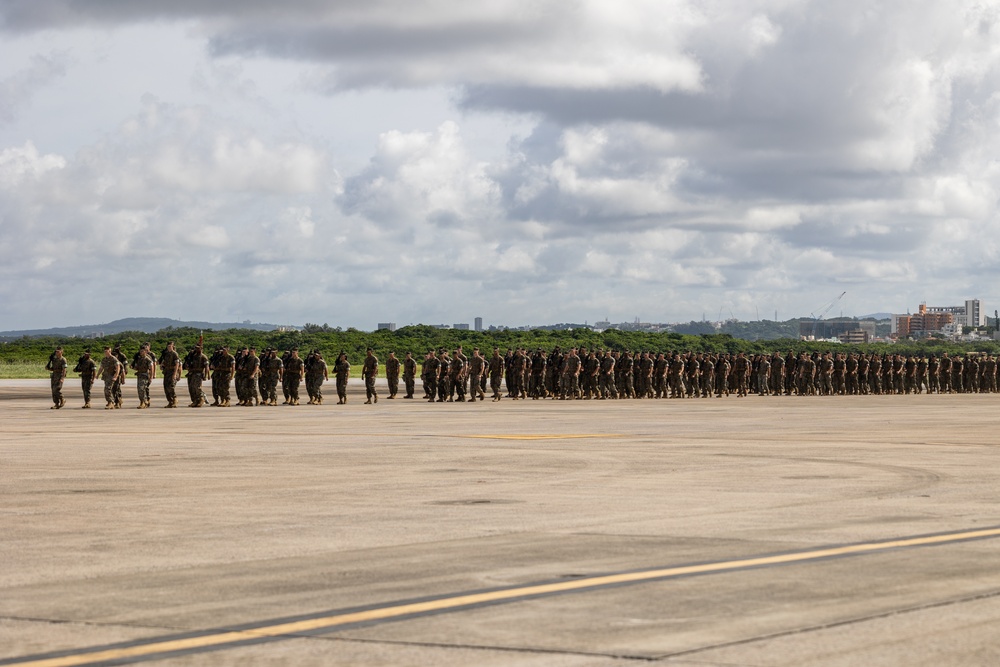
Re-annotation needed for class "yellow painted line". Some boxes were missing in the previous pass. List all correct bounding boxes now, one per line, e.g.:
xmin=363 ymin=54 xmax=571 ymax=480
xmin=9 ymin=526 xmax=1000 ymax=667
xmin=462 ymin=434 xmax=622 ymax=440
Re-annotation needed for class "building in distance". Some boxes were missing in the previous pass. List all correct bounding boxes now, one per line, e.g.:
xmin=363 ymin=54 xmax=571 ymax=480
xmin=377 ymin=322 xmax=396 ymax=332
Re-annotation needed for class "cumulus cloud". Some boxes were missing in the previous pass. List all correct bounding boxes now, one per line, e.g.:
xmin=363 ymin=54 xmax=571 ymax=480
xmin=2 ymin=1 xmax=1000 ymax=327
xmin=0 ymin=51 xmax=68 ymax=123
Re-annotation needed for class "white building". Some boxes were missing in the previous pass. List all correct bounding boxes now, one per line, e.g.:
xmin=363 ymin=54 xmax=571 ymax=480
xmin=925 ymin=299 xmax=982 ymax=328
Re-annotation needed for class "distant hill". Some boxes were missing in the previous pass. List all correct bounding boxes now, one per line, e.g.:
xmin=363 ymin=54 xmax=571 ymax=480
xmin=0 ymin=317 xmax=282 ymax=340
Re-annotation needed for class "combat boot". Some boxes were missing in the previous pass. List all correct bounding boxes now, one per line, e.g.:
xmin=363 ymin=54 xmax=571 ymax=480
xmin=83 ymin=403 xmax=90 ymax=409
xmin=105 ymin=402 xmax=114 ymax=409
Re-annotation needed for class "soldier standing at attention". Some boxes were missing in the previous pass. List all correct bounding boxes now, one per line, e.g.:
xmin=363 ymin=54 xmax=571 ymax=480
xmin=284 ymin=348 xmax=305 ymax=406
xmin=280 ymin=349 xmax=295 ymax=404
xmin=306 ymin=350 xmax=328 ymax=405
xmin=132 ymin=343 xmax=156 ymax=409
xmin=424 ymin=350 xmax=439 ymax=402
xmin=456 ymin=345 xmax=469 ymax=398
xmin=560 ymin=348 xmax=581 ymax=399
xmin=243 ymin=347 xmax=261 ymax=406
xmin=208 ymin=347 xmax=224 ymax=406
xmin=257 ymin=348 xmax=270 ymax=401
xmin=98 ymin=347 xmax=123 ymax=410
xmin=468 ymin=348 xmax=486 ymax=402
xmin=260 ymin=348 xmax=282 ymax=406
xmin=385 ymin=351 xmax=401 ymax=399
xmin=450 ymin=350 xmax=466 ymax=402
xmin=334 ymin=352 xmax=351 ymax=404
xmin=402 ymin=351 xmax=417 ymax=399
xmin=158 ymin=342 xmax=181 ymax=408
xmin=488 ymin=348 xmax=504 ymax=401
xmin=111 ymin=344 xmax=128 ymax=408
xmin=46 ymin=347 xmax=67 ymax=409
xmin=212 ymin=345 xmax=235 ymax=407
xmin=362 ymin=348 xmax=379 ymax=404
xmin=436 ymin=350 xmax=451 ymax=402
xmin=234 ymin=348 xmax=248 ymax=405
xmin=183 ymin=345 xmax=210 ymax=407
xmin=73 ymin=350 xmax=97 ymax=408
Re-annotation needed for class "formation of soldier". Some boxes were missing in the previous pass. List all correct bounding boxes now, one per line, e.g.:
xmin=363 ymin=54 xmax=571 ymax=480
xmin=48 ymin=344 xmax=1000 ymax=409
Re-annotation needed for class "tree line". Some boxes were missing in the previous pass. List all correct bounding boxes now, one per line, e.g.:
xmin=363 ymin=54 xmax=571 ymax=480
xmin=4 ymin=324 xmax=1000 ymax=375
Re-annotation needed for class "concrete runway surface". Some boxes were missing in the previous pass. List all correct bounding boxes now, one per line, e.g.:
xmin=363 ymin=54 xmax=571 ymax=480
xmin=2 ymin=379 xmax=1000 ymax=666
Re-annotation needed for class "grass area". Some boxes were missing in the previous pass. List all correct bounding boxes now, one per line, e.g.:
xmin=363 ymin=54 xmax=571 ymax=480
xmin=0 ymin=361 xmax=50 ymax=379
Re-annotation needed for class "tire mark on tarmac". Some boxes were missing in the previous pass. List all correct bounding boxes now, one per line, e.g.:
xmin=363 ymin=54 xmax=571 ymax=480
xmin=3 ymin=525 xmax=1000 ymax=667
xmin=655 ymin=586 xmax=1000 ymax=661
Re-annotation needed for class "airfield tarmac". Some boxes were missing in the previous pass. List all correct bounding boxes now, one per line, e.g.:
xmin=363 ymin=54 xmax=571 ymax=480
xmin=1 ymin=379 xmax=999 ymax=666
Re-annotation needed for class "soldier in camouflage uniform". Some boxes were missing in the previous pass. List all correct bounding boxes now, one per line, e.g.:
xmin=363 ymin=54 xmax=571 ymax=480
xmin=46 ymin=347 xmax=67 ymax=409
xmin=158 ymin=342 xmax=181 ymax=408
xmin=598 ymin=350 xmax=616 ymax=399
xmin=436 ymin=350 xmax=451 ymax=402
xmin=281 ymin=349 xmax=295 ymax=404
xmin=284 ymin=348 xmax=305 ymax=405
xmin=385 ymin=351 xmax=400 ymax=399
xmin=305 ymin=350 xmax=328 ymax=404
xmin=560 ymin=348 xmax=581 ymax=399
xmin=425 ymin=350 xmax=440 ymax=402
xmin=334 ymin=352 xmax=351 ymax=404
xmin=488 ymin=348 xmax=504 ymax=401
xmin=450 ymin=350 xmax=466 ymax=402
xmin=73 ymin=350 xmax=97 ymax=408
xmin=212 ymin=345 xmax=235 ymax=407
xmin=98 ymin=347 xmax=122 ymax=409
xmin=403 ymin=352 xmax=417 ymax=399
xmin=529 ymin=349 xmax=546 ymax=399
xmin=362 ymin=348 xmax=379 ymax=404
xmin=111 ymin=344 xmax=128 ymax=408
xmin=132 ymin=343 xmax=156 ymax=409
xmin=260 ymin=348 xmax=282 ymax=406
xmin=700 ymin=354 xmax=715 ymax=398
xmin=242 ymin=347 xmax=261 ymax=406
xmin=468 ymin=348 xmax=486 ymax=402
xmin=183 ymin=345 xmax=210 ymax=407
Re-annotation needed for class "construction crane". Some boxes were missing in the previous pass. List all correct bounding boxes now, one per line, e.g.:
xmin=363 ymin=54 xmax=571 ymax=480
xmin=810 ymin=291 xmax=847 ymax=339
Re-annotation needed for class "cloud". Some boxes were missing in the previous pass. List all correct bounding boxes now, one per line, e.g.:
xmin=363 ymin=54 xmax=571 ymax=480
xmin=0 ymin=51 xmax=69 ymax=123
xmin=2 ymin=1 xmax=1000 ymax=327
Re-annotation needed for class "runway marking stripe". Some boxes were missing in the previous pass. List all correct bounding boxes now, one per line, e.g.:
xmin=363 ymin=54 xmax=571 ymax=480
xmin=462 ymin=434 xmax=621 ymax=440
xmin=7 ymin=525 xmax=1000 ymax=667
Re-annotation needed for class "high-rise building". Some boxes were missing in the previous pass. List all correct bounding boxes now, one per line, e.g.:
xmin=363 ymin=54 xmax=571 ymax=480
xmin=474 ymin=317 xmax=483 ymax=331
xmin=377 ymin=322 xmax=396 ymax=331
xmin=453 ymin=323 xmax=470 ymax=330
xmin=925 ymin=299 xmax=982 ymax=328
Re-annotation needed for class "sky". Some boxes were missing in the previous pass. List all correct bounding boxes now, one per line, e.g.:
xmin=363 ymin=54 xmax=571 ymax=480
xmin=1 ymin=1 xmax=999 ymax=330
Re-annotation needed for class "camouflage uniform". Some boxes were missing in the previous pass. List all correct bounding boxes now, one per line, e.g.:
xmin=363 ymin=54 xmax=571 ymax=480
xmin=468 ymin=352 xmax=487 ymax=402
xmin=112 ymin=347 xmax=128 ymax=407
xmin=99 ymin=353 xmax=122 ymax=408
xmin=362 ymin=351 xmax=379 ymax=403
xmin=73 ymin=354 xmax=97 ymax=408
xmin=132 ymin=351 xmax=155 ymax=408
xmin=261 ymin=351 xmax=283 ymax=405
xmin=158 ymin=346 xmax=181 ymax=407
xmin=487 ymin=350 xmax=504 ymax=401
xmin=334 ymin=355 xmax=351 ymax=404
xmin=213 ymin=349 xmax=235 ymax=406
xmin=46 ymin=352 xmax=67 ymax=409
xmin=385 ymin=354 xmax=400 ymax=399
xmin=425 ymin=352 xmax=440 ymax=402
xmin=284 ymin=354 xmax=305 ymax=405
xmin=403 ymin=354 xmax=417 ymax=398
xmin=183 ymin=348 xmax=210 ymax=407
xmin=305 ymin=352 xmax=327 ymax=404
